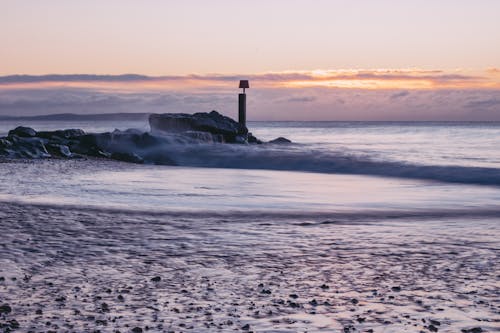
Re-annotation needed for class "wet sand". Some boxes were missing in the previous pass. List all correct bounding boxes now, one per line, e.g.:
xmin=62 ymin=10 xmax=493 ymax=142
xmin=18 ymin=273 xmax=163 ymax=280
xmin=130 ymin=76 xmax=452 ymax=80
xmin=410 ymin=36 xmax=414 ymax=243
xmin=0 ymin=202 xmax=498 ymax=332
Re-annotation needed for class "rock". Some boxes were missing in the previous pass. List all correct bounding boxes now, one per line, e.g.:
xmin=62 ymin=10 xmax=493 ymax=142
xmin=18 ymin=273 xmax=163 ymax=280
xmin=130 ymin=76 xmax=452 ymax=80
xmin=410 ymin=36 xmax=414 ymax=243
xmin=241 ymin=324 xmax=250 ymax=331
xmin=0 ymin=138 xmax=12 ymax=148
xmin=8 ymin=126 xmax=37 ymax=137
xmin=391 ymin=286 xmax=402 ymax=292
xmin=150 ymin=276 xmax=161 ymax=282
xmin=69 ymin=133 xmax=106 ymax=157
xmin=149 ymin=111 xmax=248 ymax=143
xmin=2 ymin=136 xmax=50 ymax=158
xmin=46 ymin=144 xmax=72 ymax=158
xmin=247 ymin=133 xmax=262 ymax=144
xmin=132 ymin=327 xmax=143 ymax=333
xmin=429 ymin=319 xmax=441 ymax=326
xmin=37 ymin=129 xmax=85 ymax=140
xmin=289 ymin=294 xmax=299 ymax=299
xmin=320 ymin=284 xmax=330 ymax=290
xmin=101 ymin=303 xmax=110 ymax=312
xmin=309 ymin=299 xmax=318 ymax=306
xmin=351 ymin=298 xmax=358 ymax=305
xmin=269 ymin=137 xmax=292 ymax=144
xmin=0 ymin=303 xmax=12 ymax=314
xmin=461 ymin=328 xmax=483 ymax=333
xmin=428 ymin=324 xmax=439 ymax=332
xmin=110 ymin=152 xmax=144 ymax=164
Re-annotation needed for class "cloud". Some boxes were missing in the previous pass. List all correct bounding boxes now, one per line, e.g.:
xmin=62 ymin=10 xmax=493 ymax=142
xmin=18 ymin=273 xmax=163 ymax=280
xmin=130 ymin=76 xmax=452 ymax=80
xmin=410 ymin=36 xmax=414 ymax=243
xmin=284 ymin=96 xmax=316 ymax=103
xmin=0 ymin=71 xmax=499 ymax=120
xmin=390 ymin=91 xmax=410 ymax=99
xmin=487 ymin=67 xmax=500 ymax=74
xmin=0 ymin=68 xmax=496 ymax=90
xmin=465 ymin=98 xmax=500 ymax=109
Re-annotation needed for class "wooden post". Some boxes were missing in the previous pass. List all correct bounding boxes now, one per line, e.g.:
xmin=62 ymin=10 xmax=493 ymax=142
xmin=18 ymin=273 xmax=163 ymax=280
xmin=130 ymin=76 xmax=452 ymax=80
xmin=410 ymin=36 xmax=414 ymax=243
xmin=238 ymin=93 xmax=246 ymax=128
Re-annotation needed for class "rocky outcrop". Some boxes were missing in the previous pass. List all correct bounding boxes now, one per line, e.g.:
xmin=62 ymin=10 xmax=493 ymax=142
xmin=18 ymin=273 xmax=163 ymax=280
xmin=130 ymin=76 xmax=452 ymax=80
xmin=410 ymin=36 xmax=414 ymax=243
xmin=0 ymin=113 xmax=290 ymax=164
xmin=0 ymin=127 xmax=152 ymax=163
xmin=149 ymin=110 xmax=251 ymax=143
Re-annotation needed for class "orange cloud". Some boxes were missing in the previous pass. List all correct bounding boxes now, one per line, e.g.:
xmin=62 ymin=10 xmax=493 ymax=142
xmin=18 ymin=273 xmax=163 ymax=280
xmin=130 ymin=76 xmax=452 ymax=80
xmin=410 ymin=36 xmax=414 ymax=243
xmin=0 ymin=69 xmax=499 ymax=91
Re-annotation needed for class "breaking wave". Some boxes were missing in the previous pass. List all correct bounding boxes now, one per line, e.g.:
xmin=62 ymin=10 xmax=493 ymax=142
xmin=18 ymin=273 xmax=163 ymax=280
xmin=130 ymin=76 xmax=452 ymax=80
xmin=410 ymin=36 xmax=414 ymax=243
xmin=126 ymin=138 xmax=500 ymax=186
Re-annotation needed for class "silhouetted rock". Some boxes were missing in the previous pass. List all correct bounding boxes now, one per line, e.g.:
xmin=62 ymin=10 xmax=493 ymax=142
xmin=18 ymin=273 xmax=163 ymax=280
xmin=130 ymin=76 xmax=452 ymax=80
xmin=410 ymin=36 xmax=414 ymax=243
xmin=3 ymin=136 xmax=50 ymax=158
xmin=8 ymin=126 xmax=37 ymax=137
xmin=37 ymin=129 xmax=85 ymax=140
xmin=149 ymin=111 xmax=248 ymax=143
xmin=269 ymin=137 xmax=292 ymax=144
xmin=46 ymin=144 xmax=72 ymax=158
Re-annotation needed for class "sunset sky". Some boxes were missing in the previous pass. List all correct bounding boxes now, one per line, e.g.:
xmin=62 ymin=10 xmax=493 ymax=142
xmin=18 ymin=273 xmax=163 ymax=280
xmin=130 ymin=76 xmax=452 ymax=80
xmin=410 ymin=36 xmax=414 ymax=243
xmin=1 ymin=0 xmax=500 ymax=120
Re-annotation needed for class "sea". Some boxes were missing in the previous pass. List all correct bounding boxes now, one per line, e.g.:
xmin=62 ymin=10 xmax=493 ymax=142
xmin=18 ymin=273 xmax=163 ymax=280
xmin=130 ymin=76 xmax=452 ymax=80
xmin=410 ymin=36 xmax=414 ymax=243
xmin=0 ymin=119 xmax=499 ymax=332
xmin=1 ymin=120 xmax=500 ymax=213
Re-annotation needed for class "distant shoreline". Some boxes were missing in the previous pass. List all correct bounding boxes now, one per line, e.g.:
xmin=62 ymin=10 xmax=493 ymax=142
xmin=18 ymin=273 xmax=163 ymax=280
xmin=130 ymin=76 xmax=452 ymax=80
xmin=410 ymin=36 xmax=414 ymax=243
xmin=1 ymin=113 xmax=500 ymax=124
xmin=0 ymin=113 xmax=151 ymax=121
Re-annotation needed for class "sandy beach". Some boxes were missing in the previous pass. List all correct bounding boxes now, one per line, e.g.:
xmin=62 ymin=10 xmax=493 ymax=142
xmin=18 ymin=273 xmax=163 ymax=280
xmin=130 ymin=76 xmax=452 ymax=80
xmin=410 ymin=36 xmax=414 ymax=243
xmin=0 ymin=201 xmax=498 ymax=332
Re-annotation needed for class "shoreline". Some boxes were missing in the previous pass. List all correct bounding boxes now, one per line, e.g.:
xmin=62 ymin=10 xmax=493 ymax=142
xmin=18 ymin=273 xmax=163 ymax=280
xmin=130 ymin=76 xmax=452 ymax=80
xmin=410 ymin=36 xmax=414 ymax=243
xmin=1 ymin=201 xmax=498 ymax=332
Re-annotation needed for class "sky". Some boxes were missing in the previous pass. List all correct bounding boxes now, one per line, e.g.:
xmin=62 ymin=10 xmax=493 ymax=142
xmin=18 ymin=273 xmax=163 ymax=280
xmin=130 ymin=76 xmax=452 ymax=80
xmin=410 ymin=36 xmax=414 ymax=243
xmin=1 ymin=0 xmax=500 ymax=120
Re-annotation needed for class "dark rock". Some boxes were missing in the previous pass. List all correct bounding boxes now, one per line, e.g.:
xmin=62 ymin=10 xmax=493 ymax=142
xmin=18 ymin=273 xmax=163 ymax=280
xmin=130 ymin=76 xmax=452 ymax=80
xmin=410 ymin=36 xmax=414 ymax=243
xmin=2 ymin=136 xmax=50 ymax=158
xmin=149 ymin=111 xmax=247 ymax=143
xmin=0 ymin=138 xmax=12 ymax=148
xmin=269 ymin=137 xmax=292 ymax=144
xmin=241 ymin=324 xmax=250 ymax=331
xmin=0 ymin=303 xmax=12 ymax=314
xmin=309 ymin=299 xmax=318 ymax=306
xmin=289 ymin=294 xmax=299 ymax=299
xmin=151 ymin=276 xmax=161 ymax=282
xmin=391 ymin=286 xmax=402 ymax=292
xmin=428 ymin=324 xmax=438 ymax=332
xmin=351 ymin=298 xmax=359 ymax=305
xmin=46 ymin=144 xmax=72 ymax=158
xmin=110 ymin=152 xmax=144 ymax=164
xmin=320 ymin=284 xmax=330 ymax=290
xmin=8 ymin=126 xmax=37 ymax=137
xmin=35 ymin=309 xmax=43 ymax=315
xmin=429 ymin=319 xmax=441 ymax=326
xmin=461 ymin=328 xmax=483 ymax=333
xmin=101 ymin=303 xmax=110 ymax=312
xmin=37 ymin=129 xmax=85 ymax=140
xmin=69 ymin=134 xmax=110 ymax=158
xmin=248 ymin=133 xmax=262 ymax=144
xmin=8 ymin=319 xmax=20 ymax=329
xmin=132 ymin=327 xmax=143 ymax=333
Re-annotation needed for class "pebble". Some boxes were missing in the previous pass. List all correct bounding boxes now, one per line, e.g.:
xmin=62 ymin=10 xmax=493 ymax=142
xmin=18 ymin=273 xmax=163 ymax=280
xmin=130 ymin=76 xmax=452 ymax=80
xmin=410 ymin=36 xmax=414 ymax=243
xmin=461 ymin=328 xmax=482 ymax=333
xmin=0 ymin=304 xmax=12 ymax=314
xmin=150 ymin=276 xmax=161 ymax=282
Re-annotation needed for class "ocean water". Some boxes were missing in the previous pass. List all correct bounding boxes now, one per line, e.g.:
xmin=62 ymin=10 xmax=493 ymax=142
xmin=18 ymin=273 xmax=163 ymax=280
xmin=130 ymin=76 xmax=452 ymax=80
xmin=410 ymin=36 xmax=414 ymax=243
xmin=1 ymin=120 xmax=499 ymax=332
xmin=1 ymin=120 xmax=500 ymax=213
